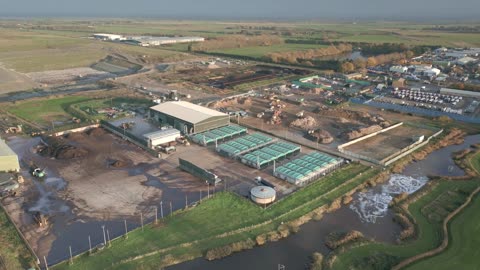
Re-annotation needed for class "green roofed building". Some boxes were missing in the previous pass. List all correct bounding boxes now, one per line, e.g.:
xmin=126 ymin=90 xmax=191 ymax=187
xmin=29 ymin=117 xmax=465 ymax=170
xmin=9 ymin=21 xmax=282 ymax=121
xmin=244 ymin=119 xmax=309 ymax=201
xmin=0 ymin=139 xmax=19 ymax=172
xmin=150 ymin=101 xmax=230 ymax=134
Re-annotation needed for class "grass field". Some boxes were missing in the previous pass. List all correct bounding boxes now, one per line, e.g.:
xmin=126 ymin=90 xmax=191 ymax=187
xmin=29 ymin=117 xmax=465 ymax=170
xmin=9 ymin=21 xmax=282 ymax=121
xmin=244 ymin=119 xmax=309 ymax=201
xmin=330 ymin=179 xmax=480 ymax=270
xmin=52 ymin=164 xmax=377 ymax=270
xmin=0 ymin=28 xmax=189 ymax=73
xmin=405 ymin=193 xmax=480 ymax=270
xmin=0 ymin=206 xmax=35 ymax=269
xmin=7 ymin=96 xmax=91 ymax=126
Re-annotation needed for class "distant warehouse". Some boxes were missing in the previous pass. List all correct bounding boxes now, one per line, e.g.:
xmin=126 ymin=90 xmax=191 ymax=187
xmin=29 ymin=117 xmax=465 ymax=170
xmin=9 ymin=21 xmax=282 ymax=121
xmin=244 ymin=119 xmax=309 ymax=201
xmin=150 ymin=101 xmax=230 ymax=134
xmin=0 ymin=140 xmax=19 ymax=172
xmin=440 ymin=88 xmax=480 ymax=98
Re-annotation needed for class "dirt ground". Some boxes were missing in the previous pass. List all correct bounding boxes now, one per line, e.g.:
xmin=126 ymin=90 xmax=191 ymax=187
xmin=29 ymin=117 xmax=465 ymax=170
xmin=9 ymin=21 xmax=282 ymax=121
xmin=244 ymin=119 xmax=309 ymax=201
xmin=26 ymin=67 xmax=111 ymax=85
xmin=343 ymin=124 xmax=436 ymax=161
xmin=2 ymin=128 xmax=210 ymax=262
xmin=0 ymin=66 xmax=37 ymax=93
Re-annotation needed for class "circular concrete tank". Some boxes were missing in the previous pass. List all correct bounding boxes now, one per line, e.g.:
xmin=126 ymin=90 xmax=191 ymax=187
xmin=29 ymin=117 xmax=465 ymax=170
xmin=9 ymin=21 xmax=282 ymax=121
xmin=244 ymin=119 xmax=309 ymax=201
xmin=250 ymin=186 xmax=276 ymax=204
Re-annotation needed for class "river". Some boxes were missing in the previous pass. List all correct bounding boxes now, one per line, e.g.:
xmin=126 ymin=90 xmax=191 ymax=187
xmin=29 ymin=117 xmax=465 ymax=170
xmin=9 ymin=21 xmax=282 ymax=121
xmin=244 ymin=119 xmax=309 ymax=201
xmin=169 ymin=134 xmax=480 ymax=270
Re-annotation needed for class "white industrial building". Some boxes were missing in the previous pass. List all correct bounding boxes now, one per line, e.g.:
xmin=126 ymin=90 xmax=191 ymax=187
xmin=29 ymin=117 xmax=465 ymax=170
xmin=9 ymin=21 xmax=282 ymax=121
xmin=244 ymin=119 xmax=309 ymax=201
xmin=93 ymin=33 xmax=126 ymax=41
xmin=424 ymin=68 xmax=441 ymax=77
xmin=149 ymin=101 xmax=229 ymax=134
xmin=440 ymin=88 xmax=480 ymax=98
xmin=143 ymin=128 xmax=181 ymax=149
xmin=456 ymin=57 xmax=477 ymax=66
xmin=126 ymin=36 xmax=205 ymax=46
xmin=389 ymin=66 xmax=408 ymax=73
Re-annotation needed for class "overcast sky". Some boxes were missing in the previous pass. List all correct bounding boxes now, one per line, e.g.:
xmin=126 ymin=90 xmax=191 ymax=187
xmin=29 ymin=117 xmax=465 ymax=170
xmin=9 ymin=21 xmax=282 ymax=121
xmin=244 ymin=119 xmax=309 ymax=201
xmin=1 ymin=0 xmax=479 ymax=20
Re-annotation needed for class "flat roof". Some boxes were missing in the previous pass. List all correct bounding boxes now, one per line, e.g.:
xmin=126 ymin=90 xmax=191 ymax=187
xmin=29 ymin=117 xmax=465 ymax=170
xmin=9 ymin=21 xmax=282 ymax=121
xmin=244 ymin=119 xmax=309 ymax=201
xmin=0 ymin=140 xmax=17 ymax=157
xmin=150 ymin=101 xmax=227 ymax=124
xmin=143 ymin=128 xmax=180 ymax=140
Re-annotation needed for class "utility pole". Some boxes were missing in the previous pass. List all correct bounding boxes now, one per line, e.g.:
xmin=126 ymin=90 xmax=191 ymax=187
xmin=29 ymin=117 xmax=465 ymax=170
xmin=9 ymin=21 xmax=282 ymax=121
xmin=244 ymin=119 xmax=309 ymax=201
xmin=155 ymin=206 xmax=158 ymax=224
xmin=102 ymin=225 xmax=106 ymax=246
xmin=107 ymin=229 xmax=111 ymax=247
xmin=69 ymin=246 xmax=73 ymax=265
xmin=140 ymin=212 xmax=144 ymax=231
xmin=88 ymin=235 xmax=92 ymax=254
xmin=185 ymin=195 xmax=188 ymax=209
xmin=124 ymin=220 xmax=128 ymax=239
xmin=200 ymin=190 xmax=202 ymax=202
xmin=44 ymin=256 xmax=49 ymax=270
xmin=170 ymin=201 xmax=173 ymax=215
xmin=160 ymin=201 xmax=164 ymax=219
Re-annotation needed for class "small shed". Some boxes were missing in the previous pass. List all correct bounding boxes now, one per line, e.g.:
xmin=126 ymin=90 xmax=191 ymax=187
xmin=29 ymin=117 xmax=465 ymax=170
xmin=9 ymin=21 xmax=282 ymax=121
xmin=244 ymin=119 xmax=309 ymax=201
xmin=143 ymin=128 xmax=180 ymax=148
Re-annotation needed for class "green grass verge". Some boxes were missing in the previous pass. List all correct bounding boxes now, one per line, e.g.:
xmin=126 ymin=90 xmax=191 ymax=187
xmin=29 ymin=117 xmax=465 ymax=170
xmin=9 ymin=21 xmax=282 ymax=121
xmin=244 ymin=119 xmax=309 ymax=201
xmin=52 ymin=163 xmax=376 ymax=270
xmin=405 ymin=192 xmax=480 ymax=270
xmin=469 ymin=152 xmax=480 ymax=174
xmin=330 ymin=179 xmax=480 ymax=270
xmin=7 ymin=96 xmax=91 ymax=127
xmin=0 ymin=206 xmax=36 ymax=269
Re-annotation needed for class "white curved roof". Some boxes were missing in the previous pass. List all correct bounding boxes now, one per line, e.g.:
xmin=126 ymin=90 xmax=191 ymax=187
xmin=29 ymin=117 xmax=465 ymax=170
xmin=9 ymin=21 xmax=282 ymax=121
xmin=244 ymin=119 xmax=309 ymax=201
xmin=150 ymin=101 xmax=227 ymax=124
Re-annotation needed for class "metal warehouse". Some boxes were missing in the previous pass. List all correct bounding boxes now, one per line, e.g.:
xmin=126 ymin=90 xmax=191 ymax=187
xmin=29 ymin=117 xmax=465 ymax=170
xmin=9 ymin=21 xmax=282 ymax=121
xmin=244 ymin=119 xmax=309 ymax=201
xmin=150 ymin=101 xmax=230 ymax=134
xmin=0 ymin=140 xmax=19 ymax=172
xmin=143 ymin=128 xmax=181 ymax=148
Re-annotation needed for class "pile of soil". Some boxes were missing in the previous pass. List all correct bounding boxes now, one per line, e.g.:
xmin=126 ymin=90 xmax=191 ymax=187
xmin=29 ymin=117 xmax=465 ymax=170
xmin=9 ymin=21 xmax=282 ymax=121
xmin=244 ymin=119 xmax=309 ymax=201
xmin=87 ymin=127 xmax=107 ymax=137
xmin=310 ymin=129 xmax=334 ymax=144
xmin=316 ymin=108 xmax=390 ymax=127
xmin=290 ymin=116 xmax=317 ymax=130
xmin=38 ymin=136 xmax=89 ymax=159
xmin=210 ymin=97 xmax=252 ymax=109
xmin=109 ymin=159 xmax=129 ymax=168
xmin=344 ymin=125 xmax=383 ymax=140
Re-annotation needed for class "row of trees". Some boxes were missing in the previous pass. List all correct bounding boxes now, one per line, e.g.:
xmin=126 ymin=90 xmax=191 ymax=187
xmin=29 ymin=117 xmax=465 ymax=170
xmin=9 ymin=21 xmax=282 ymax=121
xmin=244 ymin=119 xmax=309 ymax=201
xmin=266 ymin=44 xmax=353 ymax=64
xmin=340 ymin=51 xmax=413 ymax=73
xmin=191 ymin=35 xmax=283 ymax=51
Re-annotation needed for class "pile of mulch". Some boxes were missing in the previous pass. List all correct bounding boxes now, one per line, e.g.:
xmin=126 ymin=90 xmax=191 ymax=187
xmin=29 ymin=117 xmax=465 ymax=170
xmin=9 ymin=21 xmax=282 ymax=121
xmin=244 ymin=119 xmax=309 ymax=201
xmin=38 ymin=136 xmax=89 ymax=159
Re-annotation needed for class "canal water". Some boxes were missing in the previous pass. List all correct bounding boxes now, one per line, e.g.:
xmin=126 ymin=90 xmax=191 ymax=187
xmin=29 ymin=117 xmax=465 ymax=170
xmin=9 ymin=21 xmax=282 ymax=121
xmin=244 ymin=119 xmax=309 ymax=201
xmin=169 ymin=134 xmax=480 ymax=270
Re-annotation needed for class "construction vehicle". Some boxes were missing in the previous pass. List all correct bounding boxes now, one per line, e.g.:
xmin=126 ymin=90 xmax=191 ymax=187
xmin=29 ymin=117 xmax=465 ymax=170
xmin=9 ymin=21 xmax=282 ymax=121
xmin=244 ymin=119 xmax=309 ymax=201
xmin=31 ymin=167 xmax=47 ymax=179
xmin=296 ymin=110 xmax=305 ymax=118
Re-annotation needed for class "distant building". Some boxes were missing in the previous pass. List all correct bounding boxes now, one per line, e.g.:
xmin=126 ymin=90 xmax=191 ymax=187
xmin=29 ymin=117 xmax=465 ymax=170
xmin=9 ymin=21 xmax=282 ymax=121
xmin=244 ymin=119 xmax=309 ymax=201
xmin=424 ymin=68 xmax=441 ymax=77
xmin=389 ymin=66 xmax=408 ymax=74
xmin=343 ymin=73 xmax=363 ymax=80
xmin=0 ymin=140 xmax=19 ymax=172
xmin=440 ymin=88 xmax=480 ymax=98
xmin=93 ymin=33 xmax=125 ymax=41
xmin=149 ymin=101 xmax=229 ymax=134
xmin=456 ymin=57 xmax=477 ymax=66
xmin=126 ymin=36 xmax=205 ymax=46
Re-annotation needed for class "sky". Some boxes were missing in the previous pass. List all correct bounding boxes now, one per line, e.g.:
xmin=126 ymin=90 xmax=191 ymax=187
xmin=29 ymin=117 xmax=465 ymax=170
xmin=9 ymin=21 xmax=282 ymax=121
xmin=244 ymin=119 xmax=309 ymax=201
xmin=1 ymin=0 xmax=480 ymax=20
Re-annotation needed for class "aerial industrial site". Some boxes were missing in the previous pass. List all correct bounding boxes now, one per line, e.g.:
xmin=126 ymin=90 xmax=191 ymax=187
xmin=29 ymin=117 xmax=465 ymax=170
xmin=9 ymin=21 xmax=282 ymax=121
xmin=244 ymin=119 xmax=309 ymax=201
xmin=0 ymin=4 xmax=480 ymax=270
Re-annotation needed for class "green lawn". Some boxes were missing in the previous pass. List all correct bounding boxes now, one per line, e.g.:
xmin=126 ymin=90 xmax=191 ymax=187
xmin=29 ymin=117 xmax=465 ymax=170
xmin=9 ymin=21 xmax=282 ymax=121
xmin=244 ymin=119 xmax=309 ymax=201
xmin=7 ymin=96 xmax=90 ymax=127
xmin=470 ymin=151 xmax=480 ymax=174
xmin=330 ymin=179 xmax=480 ymax=270
xmin=0 ymin=207 xmax=36 ymax=269
xmin=406 ymin=193 xmax=480 ymax=270
xmin=53 ymin=164 xmax=376 ymax=270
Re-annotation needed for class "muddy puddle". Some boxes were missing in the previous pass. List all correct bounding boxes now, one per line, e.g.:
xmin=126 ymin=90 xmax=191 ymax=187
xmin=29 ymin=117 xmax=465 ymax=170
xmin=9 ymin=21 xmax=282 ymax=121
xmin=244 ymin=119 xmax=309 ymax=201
xmin=169 ymin=134 xmax=480 ymax=270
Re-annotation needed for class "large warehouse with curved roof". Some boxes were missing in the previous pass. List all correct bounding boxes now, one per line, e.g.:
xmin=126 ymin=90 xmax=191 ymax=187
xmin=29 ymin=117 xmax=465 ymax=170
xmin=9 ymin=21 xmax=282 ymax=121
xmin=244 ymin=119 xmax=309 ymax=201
xmin=150 ymin=101 xmax=230 ymax=134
